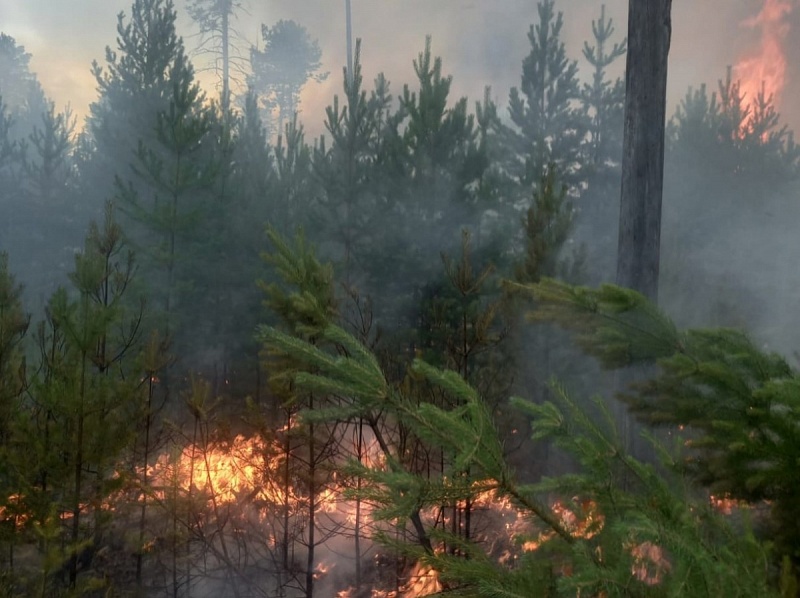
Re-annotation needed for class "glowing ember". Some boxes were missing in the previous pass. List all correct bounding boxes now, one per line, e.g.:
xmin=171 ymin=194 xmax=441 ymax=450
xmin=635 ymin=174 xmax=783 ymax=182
xmin=402 ymin=562 xmax=442 ymax=597
xmin=0 ymin=493 xmax=30 ymax=530
xmin=734 ymin=0 xmax=794 ymax=111
xmin=710 ymin=493 xmax=746 ymax=515
xmin=629 ymin=541 xmax=671 ymax=586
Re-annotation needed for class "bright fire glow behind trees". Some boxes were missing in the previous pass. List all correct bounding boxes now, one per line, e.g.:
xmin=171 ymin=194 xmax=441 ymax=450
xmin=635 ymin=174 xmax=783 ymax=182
xmin=734 ymin=0 xmax=794 ymax=113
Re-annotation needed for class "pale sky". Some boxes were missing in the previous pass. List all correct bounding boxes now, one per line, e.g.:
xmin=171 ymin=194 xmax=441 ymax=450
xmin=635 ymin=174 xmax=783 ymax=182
xmin=1 ymin=0 xmax=795 ymax=137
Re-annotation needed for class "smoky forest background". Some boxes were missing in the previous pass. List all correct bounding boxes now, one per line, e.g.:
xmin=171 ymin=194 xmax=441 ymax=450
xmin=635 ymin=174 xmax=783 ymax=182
xmin=2 ymin=0 xmax=800 ymax=596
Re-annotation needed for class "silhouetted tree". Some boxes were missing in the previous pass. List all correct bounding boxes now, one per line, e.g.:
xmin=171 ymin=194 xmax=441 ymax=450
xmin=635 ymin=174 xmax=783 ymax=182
xmin=574 ymin=5 xmax=626 ymax=283
xmin=249 ymin=20 xmax=328 ymax=136
xmin=89 ymin=0 xmax=216 ymax=378
xmin=504 ymin=0 xmax=589 ymax=193
xmin=0 ymin=98 xmax=23 ymax=249
xmin=0 ymin=34 xmax=47 ymax=140
xmin=313 ymin=41 xmax=381 ymax=285
xmin=88 ymin=0 xmax=194 ymax=207
xmin=0 ymin=253 xmax=28 ymax=578
xmin=186 ymin=0 xmax=249 ymax=110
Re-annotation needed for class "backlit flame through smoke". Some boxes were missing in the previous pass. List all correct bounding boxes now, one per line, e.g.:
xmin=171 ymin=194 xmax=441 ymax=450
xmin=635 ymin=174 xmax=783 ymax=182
xmin=734 ymin=0 xmax=795 ymax=110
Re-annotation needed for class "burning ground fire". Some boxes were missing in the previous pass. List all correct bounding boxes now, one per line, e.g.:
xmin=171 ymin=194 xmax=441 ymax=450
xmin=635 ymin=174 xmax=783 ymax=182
xmin=143 ymin=433 xmax=677 ymax=593
xmin=734 ymin=0 xmax=795 ymax=114
xmin=1 ymin=433 xmax=754 ymax=595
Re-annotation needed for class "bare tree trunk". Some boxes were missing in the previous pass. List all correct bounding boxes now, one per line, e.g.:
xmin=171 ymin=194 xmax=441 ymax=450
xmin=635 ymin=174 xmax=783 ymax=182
xmin=305 ymin=396 xmax=316 ymax=598
xmin=222 ymin=3 xmax=230 ymax=111
xmin=354 ymin=419 xmax=363 ymax=592
xmin=616 ymin=0 xmax=672 ymax=302
xmin=616 ymin=0 xmax=672 ymax=457
xmin=136 ymin=379 xmax=154 ymax=587
xmin=345 ymin=0 xmax=353 ymax=82
xmin=68 ymin=360 xmax=86 ymax=589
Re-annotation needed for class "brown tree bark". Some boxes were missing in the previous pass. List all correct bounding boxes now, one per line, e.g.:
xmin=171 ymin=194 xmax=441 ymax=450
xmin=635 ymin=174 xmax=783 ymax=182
xmin=616 ymin=0 xmax=672 ymax=302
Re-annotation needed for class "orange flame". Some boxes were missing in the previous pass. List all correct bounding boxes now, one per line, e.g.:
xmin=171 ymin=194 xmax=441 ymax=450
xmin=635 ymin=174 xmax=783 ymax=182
xmin=734 ymin=0 xmax=794 ymax=110
xmin=629 ymin=541 xmax=671 ymax=586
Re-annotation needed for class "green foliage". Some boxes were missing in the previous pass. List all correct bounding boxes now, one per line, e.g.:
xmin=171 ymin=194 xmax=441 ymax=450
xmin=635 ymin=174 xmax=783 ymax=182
xmin=87 ymin=0 xmax=204 ymax=222
xmin=25 ymin=103 xmax=76 ymax=206
xmin=418 ymin=230 xmax=506 ymax=378
xmin=273 ymin=315 xmax=773 ymax=595
xmin=572 ymin=4 xmax=626 ymax=284
xmin=255 ymin=231 xmax=778 ymax=596
xmin=505 ymin=0 xmax=589 ymax=190
xmin=513 ymin=168 xmax=580 ymax=284
xmin=96 ymin=1 xmax=219 ymax=374
xmin=258 ymin=227 xmax=337 ymax=335
xmin=313 ymin=40 xmax=384 ymax=283
xmin=0 ymin=253 xmax=27 ymax=437
xmin=272 ymin=113 xmax=315 ymax=233
xmin=526 ymin=277 xmax=800 ymax=566
xmin=580 ymin=5 xmax=626 ymax=170
xmin=0 ymin=208 xmax=145 ymax=593
xmin=519 ymin=278 xmax=681 ymax=367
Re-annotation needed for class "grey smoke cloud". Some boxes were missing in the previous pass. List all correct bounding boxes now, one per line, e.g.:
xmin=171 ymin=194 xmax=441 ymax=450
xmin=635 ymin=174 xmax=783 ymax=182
xmin=2 ymin=0 xmax=793 ymax=134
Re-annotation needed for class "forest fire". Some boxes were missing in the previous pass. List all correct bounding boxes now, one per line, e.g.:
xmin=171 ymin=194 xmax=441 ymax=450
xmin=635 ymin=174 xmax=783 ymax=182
xmin=335 ymin=562 xmax=442 ymax=598
xmin=135 ymin=443 xmax=616 ymax=595
xmin=734 ymin=0 xmax=794 ymax=110
xmin=145 ymin=434 xmax=276 ymax=506
xmin=133 ymin=437 xmax=611 ymax=595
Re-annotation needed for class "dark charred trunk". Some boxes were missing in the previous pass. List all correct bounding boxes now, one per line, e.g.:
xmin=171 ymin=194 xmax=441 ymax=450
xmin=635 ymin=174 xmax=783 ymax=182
xmin=616 ymin=0 xmax=672 ymax=458
xmin=617 ymin=0 xmax=672 ymax=302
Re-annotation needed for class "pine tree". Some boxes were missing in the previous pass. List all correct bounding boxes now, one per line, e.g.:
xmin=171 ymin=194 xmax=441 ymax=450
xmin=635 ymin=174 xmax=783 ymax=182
xmin=249 ymin=20 xmax=328 ymax=136
xmin=661 ymin=68 xmax=799 ymax=333
xmin=0 ymin=253 xmax=28 ymax=578
xmin=0 ymin=98 xmax=23 ymax=249
xmin=575 ymin=5 xmax=626 ymax=284
xmin=256 ymin=234 xmax=778 ymax=596
xmin=10 ymin=206 xmax=144 ymax=592
xmin=24 ymin=103 xmax=75 ymax=207
xmin=257 ymin=229 xmax=346 ymax=598
xmin=22 ymin=103 xmax=81 ymax=293
xmin=313 ymin=40 xmax=381 ymax=285
xmin=525 ymin=276 xmax=800 ymax=571
xmin=514 ymin=167 xmax=579 ymax=285
xmin=92 ymin=0 xmax=215 ymax=376
xmin=580 ymin=6 xmax=626 ymax=172
xmin=271 ymin=113 xmax=315 ymax=234
xmin=616 ymin=0 xmax=671 ymax=304
xmin=505 ymin=0 xmax=589 ymax=193
xmin=669 ymin=67 xmax=799 ymax=187
xmin=0 ymin=37 xmax=72 ymax=304
xmin=373 ymin=37 xmax=496 ymax=335
xmin=0 ymin=34 xmax=48 ymax=141
xmin=86 ymin=0 xmax=201 ymax=220
xmin=129 ymin=331 xmax=157 ymax=587
xmin=415 ymin=230 xmax=512 ymax=551
xmin=186 ymin=0 xmax=248 ymax=110
xmin=0 ymin=253 xmax=27 ymax=444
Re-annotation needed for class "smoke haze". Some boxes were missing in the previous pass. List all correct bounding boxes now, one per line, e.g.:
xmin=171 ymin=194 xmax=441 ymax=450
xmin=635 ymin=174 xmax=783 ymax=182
xmin=3 ymin=0 xmax=797 ymax=135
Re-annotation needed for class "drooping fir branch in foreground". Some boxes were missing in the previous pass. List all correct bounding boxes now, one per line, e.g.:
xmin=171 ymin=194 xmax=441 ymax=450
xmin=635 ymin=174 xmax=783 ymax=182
xmin=256 ymin=230 xmax=776 ymax=596
xmin=519 ymin=277 xmax=800 ymax=564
